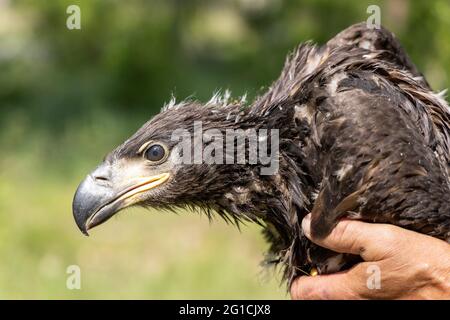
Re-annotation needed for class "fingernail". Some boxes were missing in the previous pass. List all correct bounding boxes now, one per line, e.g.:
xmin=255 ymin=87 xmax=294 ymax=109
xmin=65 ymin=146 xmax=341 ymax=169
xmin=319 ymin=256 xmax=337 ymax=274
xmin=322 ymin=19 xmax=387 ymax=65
xmin=302 ymin=213 xmax=311 ymax=238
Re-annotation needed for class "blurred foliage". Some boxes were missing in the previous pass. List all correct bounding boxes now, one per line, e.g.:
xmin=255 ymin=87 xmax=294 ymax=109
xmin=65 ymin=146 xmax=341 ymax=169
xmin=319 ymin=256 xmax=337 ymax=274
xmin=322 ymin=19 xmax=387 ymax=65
xmin=0 ymin=0 xmax=449 ymax=298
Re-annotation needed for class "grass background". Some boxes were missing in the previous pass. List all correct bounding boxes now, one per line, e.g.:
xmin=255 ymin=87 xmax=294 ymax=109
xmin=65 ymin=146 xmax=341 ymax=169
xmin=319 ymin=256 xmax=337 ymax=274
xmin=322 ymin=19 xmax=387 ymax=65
xmin=0 ymin=112 xmax=285 ymax=298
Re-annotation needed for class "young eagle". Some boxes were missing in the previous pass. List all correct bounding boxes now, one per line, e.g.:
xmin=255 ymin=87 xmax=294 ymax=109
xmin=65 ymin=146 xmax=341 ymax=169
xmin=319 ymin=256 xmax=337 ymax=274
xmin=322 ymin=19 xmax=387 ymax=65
xmin=73 ymin=23 xmax=450 ymax=285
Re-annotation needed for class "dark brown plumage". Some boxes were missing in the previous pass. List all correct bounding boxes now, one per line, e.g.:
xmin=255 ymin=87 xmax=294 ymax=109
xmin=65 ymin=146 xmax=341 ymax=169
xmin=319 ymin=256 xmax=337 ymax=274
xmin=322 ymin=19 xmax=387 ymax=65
xmin=73 ymin=23 xmax=450 ymax=286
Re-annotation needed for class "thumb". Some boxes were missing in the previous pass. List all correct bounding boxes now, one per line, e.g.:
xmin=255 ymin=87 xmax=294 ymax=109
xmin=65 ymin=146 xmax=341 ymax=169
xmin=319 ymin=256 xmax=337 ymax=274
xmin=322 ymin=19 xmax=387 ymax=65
xmin=290 ymin=264 xmax=369 ymax=299
xmin=302 ymin=214 xmax=401 ymax=261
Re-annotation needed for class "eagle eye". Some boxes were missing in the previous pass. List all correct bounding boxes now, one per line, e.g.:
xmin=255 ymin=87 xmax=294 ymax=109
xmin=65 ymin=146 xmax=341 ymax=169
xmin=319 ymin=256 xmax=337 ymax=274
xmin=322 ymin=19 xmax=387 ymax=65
xmin=144 ymin=143 xmax=168 ymax=163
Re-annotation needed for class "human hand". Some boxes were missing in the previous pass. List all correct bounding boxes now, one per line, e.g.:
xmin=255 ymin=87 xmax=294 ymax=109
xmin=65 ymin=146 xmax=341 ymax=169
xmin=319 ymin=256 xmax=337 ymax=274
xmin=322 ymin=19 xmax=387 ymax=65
xmin=290 ymin=214 xmax=450 ymax=299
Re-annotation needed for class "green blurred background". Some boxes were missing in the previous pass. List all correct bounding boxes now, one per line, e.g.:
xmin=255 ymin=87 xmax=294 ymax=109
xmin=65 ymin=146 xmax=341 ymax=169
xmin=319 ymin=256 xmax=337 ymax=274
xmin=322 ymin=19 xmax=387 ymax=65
xmin=0 ymin=0 xmax=449 ymax=299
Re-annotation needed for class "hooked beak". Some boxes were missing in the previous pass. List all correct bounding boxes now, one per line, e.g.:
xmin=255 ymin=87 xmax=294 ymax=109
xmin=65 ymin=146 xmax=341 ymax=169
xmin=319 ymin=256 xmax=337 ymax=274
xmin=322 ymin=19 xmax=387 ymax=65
xmin=72 ymin=163 xmax=169 ymax=235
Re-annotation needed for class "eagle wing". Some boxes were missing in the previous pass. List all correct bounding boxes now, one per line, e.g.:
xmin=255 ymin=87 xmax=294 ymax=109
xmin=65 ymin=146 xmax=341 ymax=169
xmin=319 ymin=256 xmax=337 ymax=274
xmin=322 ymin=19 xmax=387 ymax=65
xmin=252 ymin=23 xmax=450 ymax=277
xmin=326 ymin=22 xmax=429 ymax=87
xmin=292 ymin=38 xmax=450 ymax=241
xmin=307 ymin=82 xmax=450 ymax=241
xmin=252 ymin=22 xmax=435 ymax=114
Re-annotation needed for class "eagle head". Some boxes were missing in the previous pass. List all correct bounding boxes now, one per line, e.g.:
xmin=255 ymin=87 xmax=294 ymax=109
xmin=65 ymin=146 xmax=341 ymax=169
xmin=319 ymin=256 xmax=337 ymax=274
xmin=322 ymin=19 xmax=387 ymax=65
xmin=72 ymin=97 xmax=286 ymax=235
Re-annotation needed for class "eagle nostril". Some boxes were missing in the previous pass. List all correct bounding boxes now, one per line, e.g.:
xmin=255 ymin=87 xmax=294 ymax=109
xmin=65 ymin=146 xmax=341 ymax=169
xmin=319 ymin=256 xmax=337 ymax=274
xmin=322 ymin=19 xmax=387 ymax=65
xmin=90 ymin=164 xmax=112 ymax=183
xmin=94 ymin=175 xmax=109 ymax=182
